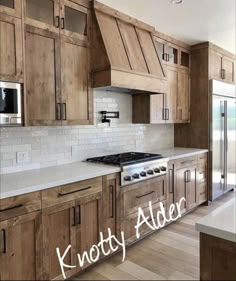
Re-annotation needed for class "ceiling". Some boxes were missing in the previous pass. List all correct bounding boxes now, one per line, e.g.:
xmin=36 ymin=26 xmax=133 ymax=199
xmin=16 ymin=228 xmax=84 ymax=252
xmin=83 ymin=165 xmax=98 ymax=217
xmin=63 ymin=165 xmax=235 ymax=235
xmin=99 ymin=0 xmax=236 ymax=54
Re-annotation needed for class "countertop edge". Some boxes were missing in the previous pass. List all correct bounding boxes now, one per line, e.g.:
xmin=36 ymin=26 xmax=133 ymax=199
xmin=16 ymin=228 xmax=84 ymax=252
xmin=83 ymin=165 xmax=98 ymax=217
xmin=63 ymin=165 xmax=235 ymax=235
xmin=195 ymin=223 xmax=236 ymax=243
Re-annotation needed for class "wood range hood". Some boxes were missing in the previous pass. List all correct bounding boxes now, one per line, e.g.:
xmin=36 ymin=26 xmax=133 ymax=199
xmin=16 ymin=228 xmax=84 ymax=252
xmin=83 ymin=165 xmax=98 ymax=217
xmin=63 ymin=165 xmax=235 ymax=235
xmin=91 ymin=1 xmax=167 ymax=94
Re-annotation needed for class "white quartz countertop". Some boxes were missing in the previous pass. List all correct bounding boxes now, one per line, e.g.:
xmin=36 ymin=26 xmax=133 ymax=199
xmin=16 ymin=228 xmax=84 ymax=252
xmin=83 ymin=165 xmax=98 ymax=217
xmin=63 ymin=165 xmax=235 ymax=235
xmin=0 ymin=162 xmax=120 ymax=199
xmin=0 ymin=147 xmax=208 ymax=199
xmin=148 ymin=147 xmax=208 ymax=161
xmin=196 ymin=196 xmax=236 ymax=243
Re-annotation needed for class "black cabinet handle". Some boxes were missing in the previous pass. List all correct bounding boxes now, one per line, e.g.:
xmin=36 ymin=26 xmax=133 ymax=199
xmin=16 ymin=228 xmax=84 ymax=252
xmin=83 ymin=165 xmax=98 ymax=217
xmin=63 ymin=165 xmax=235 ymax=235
xmin=72 ymin=206 xmax=81 ymax=226
xmin=61 ymin=18 xmax=65 ymax=29
xmin=136 ymin=191 xmax=155 ymax=199
xmin=1 ymin=229 xmax=6 ymax=254
xmin=0 ymin=204 xmax=23 ymax=213
xmin=58 ymin=186 xmax=92 ymax=197
xmin=56 ymin=103 xmax=61 ymax=120
xmin=169 ymin=168 xmax=174 ymax=193
xmin=109 ymin=185 xmax=115 ymax=219
xmin=55 ymin=16 xmax=60 ymax=28
xmin=61 ymin=103 xmax=67 ymax=121
xmin=77 ymin=205 xmax=81 ymax=225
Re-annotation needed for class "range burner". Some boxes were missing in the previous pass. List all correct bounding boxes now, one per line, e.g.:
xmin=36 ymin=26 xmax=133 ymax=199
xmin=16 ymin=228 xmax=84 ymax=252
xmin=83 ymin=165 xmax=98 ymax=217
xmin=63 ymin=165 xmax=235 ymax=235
xmin=87 ymin=152 xmax=163 ymax=166
xmin=87 ymin=152 xmax=168 ymax=187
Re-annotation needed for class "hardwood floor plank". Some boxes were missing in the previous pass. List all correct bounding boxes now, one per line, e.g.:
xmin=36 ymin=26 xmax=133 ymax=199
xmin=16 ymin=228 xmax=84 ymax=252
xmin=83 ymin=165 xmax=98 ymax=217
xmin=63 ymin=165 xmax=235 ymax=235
xmin=117 ymin=260 xmax=165 ymax=280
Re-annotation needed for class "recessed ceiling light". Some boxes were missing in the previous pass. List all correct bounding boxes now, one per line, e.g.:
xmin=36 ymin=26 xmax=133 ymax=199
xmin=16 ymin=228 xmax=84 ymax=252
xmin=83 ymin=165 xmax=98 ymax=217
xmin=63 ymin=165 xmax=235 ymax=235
xmin=171 ymin=0 xmax=183 ymax=4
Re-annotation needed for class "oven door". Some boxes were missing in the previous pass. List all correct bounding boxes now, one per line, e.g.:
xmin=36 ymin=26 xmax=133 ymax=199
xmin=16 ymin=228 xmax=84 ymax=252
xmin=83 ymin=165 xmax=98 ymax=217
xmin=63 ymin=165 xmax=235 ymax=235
xmin=0 ymin=81 xmax=22 ymax=126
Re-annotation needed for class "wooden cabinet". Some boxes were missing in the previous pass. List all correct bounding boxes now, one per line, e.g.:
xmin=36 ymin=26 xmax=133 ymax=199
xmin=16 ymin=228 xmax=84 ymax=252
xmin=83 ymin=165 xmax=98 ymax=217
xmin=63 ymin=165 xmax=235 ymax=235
xmin=0 ymin=0 xmax=22 ymax=18
xmin=25 ymin=25 xmax=61 ymax=126
xmin=24 ymin=0 xmax=92 ymax=126
xmin=41 ymin=178 xmax=102 ymax=280
xmin=210 ymin=49 xmax=235 ymax=84
xmin=102 ymin=173 xmax=119 ymax=239
xmin=0 ymin=191 xmax=42 ymax=281
xmin=154 ymin=37 xmax=178 ymax=66
xmin=168 ymin=155 xmax=207 ymax=216
xmin=177 ymin=69 xmax=190 ymax=123
xmin=24 ymin=0 xmax=60 ymax=33
xmin=0 ymin=13 xmax=23 ymax=82
xmin=119 ymin=175 xmax=167 ymax=244
xmin=60 ymin=36 xmax=91 ymax=125
xmin=133 ymin=67 xmax=190 ymax=124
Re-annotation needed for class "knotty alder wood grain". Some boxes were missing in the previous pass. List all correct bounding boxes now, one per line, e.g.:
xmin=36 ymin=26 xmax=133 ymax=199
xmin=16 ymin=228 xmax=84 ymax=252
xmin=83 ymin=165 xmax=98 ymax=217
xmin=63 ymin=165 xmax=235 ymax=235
xmin=0 ymin=13 xmax=23 ymax=82
xmin=72 ymin=192 xmax=234 ymax=281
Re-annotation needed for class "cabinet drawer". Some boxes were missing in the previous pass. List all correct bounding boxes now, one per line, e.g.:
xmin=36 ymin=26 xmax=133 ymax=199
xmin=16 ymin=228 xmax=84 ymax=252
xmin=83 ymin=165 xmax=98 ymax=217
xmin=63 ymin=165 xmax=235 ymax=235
xmin=198 ymin=153 xmax=208 ymax=166
xmin=122 ymin=201 xmax=167 ymax=244
xmin=0 ymin=191 xmax=41 ymax=221
xmin=175 ymin=156 xmax=197 ymax=169
xmin=198 ymin=165 xmax=207 ymax=183
xmin=198 ymin=183 xmax=207 ymax=204
xmin=122 ymin=176 xmax=166 ymax=217
xmin=42 ymin=177 xmax=103 ymax=208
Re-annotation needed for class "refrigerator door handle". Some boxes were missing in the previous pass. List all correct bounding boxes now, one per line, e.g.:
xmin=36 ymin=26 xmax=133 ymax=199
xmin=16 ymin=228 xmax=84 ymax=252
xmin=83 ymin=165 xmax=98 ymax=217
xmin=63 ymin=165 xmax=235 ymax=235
xmin=223 ymin=101 xmax=228 ymax=191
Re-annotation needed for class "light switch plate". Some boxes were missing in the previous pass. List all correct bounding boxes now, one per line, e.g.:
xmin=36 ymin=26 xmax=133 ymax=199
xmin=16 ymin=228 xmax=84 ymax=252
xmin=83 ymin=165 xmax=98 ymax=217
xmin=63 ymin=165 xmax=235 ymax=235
xmin=16 ymin=151 xmax=30 ymax=164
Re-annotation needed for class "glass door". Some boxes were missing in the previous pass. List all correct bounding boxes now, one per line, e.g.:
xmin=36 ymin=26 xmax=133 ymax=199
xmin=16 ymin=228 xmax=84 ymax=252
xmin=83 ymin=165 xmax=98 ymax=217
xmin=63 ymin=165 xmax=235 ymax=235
xmin=24 ymin=0 xmax=60 ymax=32
xmin=60 ymin=0 xmax=88 ymax=41
xmin=0 ymin=0 xmax=22 ymax=18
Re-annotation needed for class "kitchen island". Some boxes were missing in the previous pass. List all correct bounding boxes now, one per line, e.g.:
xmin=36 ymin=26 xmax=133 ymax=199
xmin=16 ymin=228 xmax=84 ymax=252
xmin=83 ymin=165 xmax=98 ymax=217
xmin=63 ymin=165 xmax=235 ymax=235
xmin=196 ymin=195 xmax=236 ymax=280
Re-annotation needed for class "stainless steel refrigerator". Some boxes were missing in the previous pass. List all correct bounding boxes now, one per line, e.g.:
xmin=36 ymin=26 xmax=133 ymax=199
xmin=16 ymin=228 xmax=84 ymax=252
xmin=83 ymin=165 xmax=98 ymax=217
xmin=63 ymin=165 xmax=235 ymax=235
xmin=210 ymin=80 xmax=236 ymax=201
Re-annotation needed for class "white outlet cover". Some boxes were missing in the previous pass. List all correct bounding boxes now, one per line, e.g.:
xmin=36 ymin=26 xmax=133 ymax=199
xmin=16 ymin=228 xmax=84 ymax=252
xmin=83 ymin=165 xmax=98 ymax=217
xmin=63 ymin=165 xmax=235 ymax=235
xmin=16 ymin=151 xmax=30 ymax=164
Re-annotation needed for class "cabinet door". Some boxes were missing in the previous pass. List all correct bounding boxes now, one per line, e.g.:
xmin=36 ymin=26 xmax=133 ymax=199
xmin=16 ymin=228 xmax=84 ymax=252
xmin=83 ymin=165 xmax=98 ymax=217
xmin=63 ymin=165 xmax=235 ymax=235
xmin=102 ymin=174 xmax=119 ymax=239
xmin=0 ymin=14 xmax=23 ymax=82
xmin=24 ymin=0 xmax=60 ymax=33
xmin=0 ymin=0 xmax=22 ymax=18
xmin=177 ymin=70 xmax=190 ymax=123
xmin=166 ymin=67 xmax=177 ymax=122
xmin=222 ymin=56 xmax=235 ymax=84
xmin=0 ymin=211 xmax=42 ymax=280
xmin=174 ymin=167 xmax=187 ymax=215
xmin=154 ymin=37 xmax=166 ymax=63
xmin=42 ymin=200 xmax=77 ymax=280
xmin=60 ymin=36 xmax=92 ymax=125
xmin=210 ymin=50 xmax=223 ymax=80
xmin=75 ymin=192 xmax=102 ymax=271
xmin=180 ymin=49 xmax=190 ymax=68
xmin=150 ymin=93 xmax=165 ymax=123
xmin=166 ymin=43 xmax=178 ymax=65
xmin=25 ymin=25 xmax=62 ymax=126
xmin=186 ymin=167 xmax=197 ymax=210
xmin=60 ymin=0 xmax=89 ymax=41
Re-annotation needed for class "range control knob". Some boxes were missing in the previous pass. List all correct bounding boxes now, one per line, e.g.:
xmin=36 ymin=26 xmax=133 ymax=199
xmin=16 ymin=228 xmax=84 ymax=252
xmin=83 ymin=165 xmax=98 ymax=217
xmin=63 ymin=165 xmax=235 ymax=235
xmin=140 ymin=171 xmax=147 ymax=177
xmin=160 ymin=167 xmax=167 ymax=172
xmin=132 ymin=173 xmax=140 ymax=179
xmin=124 ymin=176 xmax=132 ymax=181
xmin=147 ymin=170 xmax=154 ymax=175
xmin=154 ymin=168 xmax=161 ymax=173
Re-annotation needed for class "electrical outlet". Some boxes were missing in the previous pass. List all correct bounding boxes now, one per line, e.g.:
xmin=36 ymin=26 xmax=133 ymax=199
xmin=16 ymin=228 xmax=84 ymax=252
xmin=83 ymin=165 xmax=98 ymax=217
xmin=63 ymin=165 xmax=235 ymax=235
xmin=16 ymin=151 xmax=30 ymax=164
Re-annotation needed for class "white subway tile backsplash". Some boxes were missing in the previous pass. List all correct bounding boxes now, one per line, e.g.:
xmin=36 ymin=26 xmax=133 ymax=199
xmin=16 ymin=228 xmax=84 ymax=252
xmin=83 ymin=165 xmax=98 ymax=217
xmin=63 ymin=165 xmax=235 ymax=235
xmin=0 ymin=90 xmax=174 ymax=174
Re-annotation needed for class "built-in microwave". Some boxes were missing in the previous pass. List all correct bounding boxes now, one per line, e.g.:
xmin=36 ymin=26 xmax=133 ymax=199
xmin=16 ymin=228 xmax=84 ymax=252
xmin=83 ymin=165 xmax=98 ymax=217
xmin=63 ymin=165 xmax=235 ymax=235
xmin=0 ymin=81 xmax=23 ymax=126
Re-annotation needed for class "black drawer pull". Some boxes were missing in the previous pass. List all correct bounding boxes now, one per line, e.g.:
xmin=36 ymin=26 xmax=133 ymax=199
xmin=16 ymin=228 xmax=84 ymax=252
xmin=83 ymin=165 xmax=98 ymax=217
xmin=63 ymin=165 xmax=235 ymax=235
xmin=136 ymin=191 xmax=155 ymax=199
xmin=0 ymin=204 xmax=23 ymax=213
xmin=1 ymin=229 xmax=6 ymax=254
xmin=58 ymin=186 xmax=92 ymax=197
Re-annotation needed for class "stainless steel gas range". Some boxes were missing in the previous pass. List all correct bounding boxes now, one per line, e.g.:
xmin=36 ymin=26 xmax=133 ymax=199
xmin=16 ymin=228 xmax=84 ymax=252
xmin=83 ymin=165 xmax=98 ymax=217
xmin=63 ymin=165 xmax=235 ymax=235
xmin=87 ymin=152 xmax=169 ymax=187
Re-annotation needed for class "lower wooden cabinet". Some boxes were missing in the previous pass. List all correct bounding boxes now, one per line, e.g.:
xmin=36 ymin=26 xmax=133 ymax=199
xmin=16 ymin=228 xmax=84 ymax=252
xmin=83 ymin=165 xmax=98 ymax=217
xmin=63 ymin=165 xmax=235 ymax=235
xmin=0 ymin=211 xmax=42 ymax=280
xmin=42 ymin=190 xmax=102 ymax=280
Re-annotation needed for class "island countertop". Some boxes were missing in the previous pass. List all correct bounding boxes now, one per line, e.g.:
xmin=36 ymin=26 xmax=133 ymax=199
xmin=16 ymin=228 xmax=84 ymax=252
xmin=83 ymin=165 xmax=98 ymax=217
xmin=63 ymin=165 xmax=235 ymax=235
xmin=196 ymin=195 xmax=236 ymax=243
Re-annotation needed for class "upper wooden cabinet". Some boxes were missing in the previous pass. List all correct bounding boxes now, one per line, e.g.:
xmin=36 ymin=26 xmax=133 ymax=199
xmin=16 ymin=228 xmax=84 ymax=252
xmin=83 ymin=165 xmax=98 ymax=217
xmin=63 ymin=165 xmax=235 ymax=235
xmin=0 ymin=0 xmax=22 ymax=18
xmin=24 ymin=0 xmax=89 ymax=39
xmin=0 ymin=13 xmax=23 ymax=83
xmin=24 ymin=0 xmax=93 ymax=126
xmin=133 ymin=66 xmax=190 ymax=124
xmin=210 ymin=48 xmax=235 ymax=84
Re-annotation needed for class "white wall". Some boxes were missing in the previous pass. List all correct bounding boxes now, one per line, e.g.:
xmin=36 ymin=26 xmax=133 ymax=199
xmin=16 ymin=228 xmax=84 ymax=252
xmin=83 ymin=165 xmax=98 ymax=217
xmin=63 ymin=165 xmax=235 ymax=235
xmin=0 ymin=90 xmax=174 ymax=174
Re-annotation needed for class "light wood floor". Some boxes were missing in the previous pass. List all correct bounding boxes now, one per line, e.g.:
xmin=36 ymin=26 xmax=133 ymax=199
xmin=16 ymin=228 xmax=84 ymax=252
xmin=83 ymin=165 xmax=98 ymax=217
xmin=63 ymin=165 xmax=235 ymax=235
xmin=72 ymin=191 xmax=235 ymax=280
